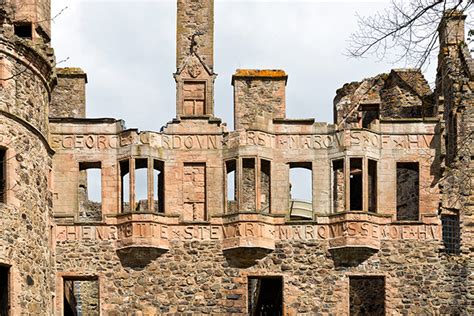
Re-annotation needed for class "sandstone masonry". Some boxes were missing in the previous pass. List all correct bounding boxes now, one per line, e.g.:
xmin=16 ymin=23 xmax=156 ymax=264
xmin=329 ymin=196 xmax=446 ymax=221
xmin=0 ymin=1 xmax=473 ymax=315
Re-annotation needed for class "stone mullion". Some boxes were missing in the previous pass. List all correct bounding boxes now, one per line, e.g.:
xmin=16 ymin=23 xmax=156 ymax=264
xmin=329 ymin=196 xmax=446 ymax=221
xmin=363 ymin=157 xmax=368 ymax=212
xmin=256 ymin=157 xmax=261 ymax=211
xmin=345 ymin=157 xmax=350 ymax=211
xmin=129 ymin=158 xmax=135 ymax=212
xmin=147 ymin=158 xmax=153 ymax=212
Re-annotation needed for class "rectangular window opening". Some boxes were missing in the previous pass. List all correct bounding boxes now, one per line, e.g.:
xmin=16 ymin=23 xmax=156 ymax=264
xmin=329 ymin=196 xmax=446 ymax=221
xmin=14 ymin=23 xmax=32 ymax=39
xmin=63 ymin=278 xmax=99 ymax=316
xmin=78 ymin=162 xmax=102 ymax=221
xmin=153 ymin=160 xmax=164 ymax=213
xmin=289 ymin=162 xmax=313 ymax=220
xmin=225 ymin=160 xmax=237 ymax=213
xmin=260 ymin=159 xmax=271 ymax=213
xmin=242 ymin=158 xmax=256 ymax=212
xmin=442 ymin=214 xmax=460 ymax=255
xmin=134 ymin=158 xmax=148 ymax=211
xmin=396 ymin=162 xmax=419 ymax=221
xmin=332 ymin=159 xmax=344 ymax=212
xmin=368 ymin=159 xmax=377 ymax=213
xmin=350 ymin=276 xmax=385 ymax=316
xmin=120 ymin=160 xmax=130 ymax=213
xmin=0 ymin=265 xmax=9 ymax=316
xmin=248 ymin=276 xmax=283 ymax=316
xmin=360 ymin=104 xmax=380 ymax=128
xmin=0 ymin=149 xmax=5 ymax=203
xmin=350 ymin=158 xmax=363 ymax=211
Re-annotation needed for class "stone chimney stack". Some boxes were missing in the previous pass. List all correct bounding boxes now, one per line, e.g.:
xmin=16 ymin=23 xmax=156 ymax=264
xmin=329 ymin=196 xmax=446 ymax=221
xmin=232 ymin=69 xmax=287 ymax=131
xmin=174 ymin=0 xmax=216 ymax=119
xmin=50 ymin=68 xmax=88 ymax=118
xmin=438 ymin=9 xmax=466 ymax=47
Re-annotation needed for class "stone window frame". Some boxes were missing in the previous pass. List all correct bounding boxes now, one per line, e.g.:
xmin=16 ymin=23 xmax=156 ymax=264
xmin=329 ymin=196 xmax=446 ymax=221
xmin=288 ymin=161 xmax=313 ymax=220
xmin=246 ymin=274 xmax=284 ymax=315
xmin=118 ymin=157 xmax=165 ymax=214
xmin=331 ymin=156 xmax=379 ymax=213
xmin=56 ymin=273 xmax=101 ymax=315
xmin=225 ymin=156 xmax=273 ymax=213
xmin=77 ymin=161 xmax=102 ymax=219
xmin=181 ymin=80 xmax=208 ymax=116
xmin=183 ymin=161 xmax=207 ymax=221
xmin=395 ymin=160 xmax=420 ymax=222
xmin=224 ymin=158 xmax=238 ymax=213
xmin=347 ymin=273 xmax=387 ymax=315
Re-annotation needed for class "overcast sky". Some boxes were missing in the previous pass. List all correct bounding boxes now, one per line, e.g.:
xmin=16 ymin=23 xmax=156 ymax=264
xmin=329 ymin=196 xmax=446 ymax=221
xmin=51 ymin=0 xmax=439 ymax=131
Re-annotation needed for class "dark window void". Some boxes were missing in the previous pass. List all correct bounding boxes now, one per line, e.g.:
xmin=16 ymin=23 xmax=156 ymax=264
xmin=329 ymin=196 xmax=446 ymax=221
xmin=0 ymin=266 xmax=9 ymax=316
xmin=442 ymin=215 xmax=461 ymax=255
xmin=226 ymin=160 xmax=237 ymax=213
xmin=0 ymin=149 xmax=5 ymax=203
xmin=78 ymin=162 xmax=102 ymax=221
xmin=368 ymin=160 xmax=377 ymax=213
xmin=63 ymin=279 xmax=99 ymax=316
xmin=134 ymin=158 xmax=148 ymax=211
xmin=360 ymin=104 xmax=380 ymax=128
xmin=14 ymin=23 xmax=32 ymax=39
xmin=241 ymin=158 xmax=256 ymax=211
xmin=333 ymin=159 xmax=344 ymax=212
xmin=154 ymin=160 xmax=164 ymax=213
xmin=248 ymin=276 xmax=283 ymax=316
xmin=350 ymin=158 xmax=363 ymax=211
xmin=350 ymin=276 xmax=385 ymax=316
xmin=120 ymin=160 xmax=130 ymax=212
xmin=289 ymin=162 xmax=312 ymax=220
xmin=260 ymin=159 xmax=271 ymax=213
xmin=396 ymin=162 xmax=419 ymax=221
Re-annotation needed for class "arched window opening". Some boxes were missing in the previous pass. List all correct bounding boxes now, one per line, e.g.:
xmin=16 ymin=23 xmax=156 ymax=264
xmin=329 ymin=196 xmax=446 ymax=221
xmin=289 ymin=162 xmax=312 ymax=220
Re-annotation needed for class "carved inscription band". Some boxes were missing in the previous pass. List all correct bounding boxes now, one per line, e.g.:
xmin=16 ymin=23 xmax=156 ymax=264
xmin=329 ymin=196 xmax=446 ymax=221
xmin=56 ymin=223 xmax=440 ymax=242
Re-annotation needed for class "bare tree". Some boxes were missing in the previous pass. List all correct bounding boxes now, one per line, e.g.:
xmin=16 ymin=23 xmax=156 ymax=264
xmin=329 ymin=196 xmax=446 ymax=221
xmin=348 ymin=0 xmax=473 ymax=69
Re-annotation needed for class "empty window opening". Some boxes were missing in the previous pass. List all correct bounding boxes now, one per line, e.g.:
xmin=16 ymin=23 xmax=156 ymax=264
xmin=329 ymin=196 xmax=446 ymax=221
xmin=226 ymin=160 xmax=237 ymax=213
xmin=442 ymin=214 xmax=460 ymax=255
xmin=396 ymin=162 xmax=419 ymax=221
xmin=78 ymin=162 xmax=102 ymax=221
xmin=14 ymin=23 xmax=32 ymax=39
xmin=289 ymin=162 xmax=312 ymax=220
xmin=350 ymin=158 xmax=363 ymax=211
xmin=360 ymin=104 xmax=380 ymax=128
xmin=0 ymin=149 xmax=5 ymax=203
xmin=260 ymin=159 xmax=271 ymax=213
xmin=183 ymin=163 xmax=206 ymax=221
xmin=153 ymin=160 xmax=164 ymax=213
xmin=241 ymin=158 xmax=256 ymax=211
xmin=248 ymin=276 xmax=283 ymax=316
xmin=332 ymin=159 xmax=344 ymax=212
xmin=134 ymin=159 xmax=148 ymax=211
xmin=0 ymin=266 xmax=9 ymax=316
xmin=63 ymin=279 xmax=99 ymax=316
xmin=350 ymin=276 xmax=385 ymax=316
xmin=368 ymin=160 xmax=377 ymax=213
xmin=120 ymin=160 xmax=130 ymax=213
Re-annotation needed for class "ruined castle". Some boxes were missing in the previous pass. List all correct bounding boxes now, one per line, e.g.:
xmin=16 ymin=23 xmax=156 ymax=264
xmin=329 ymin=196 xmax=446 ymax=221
xmin=0 ymin=0 xmax=473 ymax=314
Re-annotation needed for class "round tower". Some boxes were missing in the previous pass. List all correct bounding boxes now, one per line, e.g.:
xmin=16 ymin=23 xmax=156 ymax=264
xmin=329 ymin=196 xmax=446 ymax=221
xmin=0 ymin=0 xmax=55 ymax=313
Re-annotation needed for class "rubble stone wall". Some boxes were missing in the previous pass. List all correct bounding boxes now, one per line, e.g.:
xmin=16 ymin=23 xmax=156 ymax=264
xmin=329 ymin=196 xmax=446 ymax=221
xmin=55 ymin=238 xmax=473 ymax=315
